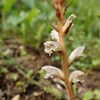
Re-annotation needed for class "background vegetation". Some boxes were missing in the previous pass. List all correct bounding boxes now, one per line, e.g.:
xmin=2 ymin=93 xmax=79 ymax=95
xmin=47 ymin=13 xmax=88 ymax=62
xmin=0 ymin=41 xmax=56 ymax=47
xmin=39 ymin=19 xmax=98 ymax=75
xmin=0 ymin=0 xmax=100 ymax=99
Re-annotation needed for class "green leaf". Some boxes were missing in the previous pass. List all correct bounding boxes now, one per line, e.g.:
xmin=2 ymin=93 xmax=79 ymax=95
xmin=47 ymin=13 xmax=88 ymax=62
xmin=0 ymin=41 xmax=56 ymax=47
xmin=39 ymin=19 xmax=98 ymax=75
xmin=16 ymin=81 xmax=24 ymax=87
xmin=92 ymin=59 xmax=100 ymax=66
xmin=82 ymin=90 xmax=93 ymax=100
xmin=93 ymin=90 xmax=100 ymax=99
xmin=39 ymin=69 xmax=46 ymax=77
xmin=5 ymin=58 xmax=16 ymax=67
xmin=7 ymin=11 xmax=28 ymax=26
xmin=95 ymin=14 xmax=100 ymax=18
xmin=44 ymin=86 xmax=64 ymax=100
xmin=26 ymin=69 xmax=34 ymax=78
xmin=3 ymin=0 xmax=16 ymax=12
xmin=27 ymin=8 xmax=39 ymax=23
xmin=11 ymin=73 xmax=18 ymax=81
xmin=1 ymin=68 xmax=8 ymax=74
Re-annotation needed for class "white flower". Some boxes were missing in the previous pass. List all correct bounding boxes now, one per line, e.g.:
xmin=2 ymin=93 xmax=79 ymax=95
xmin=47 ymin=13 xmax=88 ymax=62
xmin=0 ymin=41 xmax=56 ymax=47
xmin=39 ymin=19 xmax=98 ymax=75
xmin=41 ymin=65 xmax=64 ymax=79
xmin=68 ymin=46 xmax=85 ymax=65
xmin=44 ymin=41 xmax=62 ymax=56
xmin=41 ymin=65 xmax=65 ymax=85
xmin=50 ymin=30 xmax=59 ymax=42
xmin=70 ymin=70 xmax=86 ymax=86
xmin=63 ymin=14 xmax=77 ymax=33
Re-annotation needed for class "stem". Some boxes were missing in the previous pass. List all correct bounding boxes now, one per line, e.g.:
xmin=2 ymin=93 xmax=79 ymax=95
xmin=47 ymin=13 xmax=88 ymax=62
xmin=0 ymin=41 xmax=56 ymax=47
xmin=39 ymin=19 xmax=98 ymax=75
xmin=51 ymin=0 xmax=75 ymax=99
xmin=59 ymin=23 xmax=75 ymax=100
xmin=60 ymin=36 xmax=75 ymax=100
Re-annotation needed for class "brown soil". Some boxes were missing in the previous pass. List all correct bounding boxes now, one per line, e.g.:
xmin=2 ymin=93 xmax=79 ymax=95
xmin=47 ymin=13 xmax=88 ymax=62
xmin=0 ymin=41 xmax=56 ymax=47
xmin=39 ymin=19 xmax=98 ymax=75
xmin=0 ymin=39 xmax=100 ymax=100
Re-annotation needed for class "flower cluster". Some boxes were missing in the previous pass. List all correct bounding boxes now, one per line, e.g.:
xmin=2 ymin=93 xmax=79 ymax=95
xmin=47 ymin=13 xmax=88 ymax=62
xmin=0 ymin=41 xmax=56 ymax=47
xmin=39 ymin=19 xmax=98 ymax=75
xmin=41 ymin=65 xmax=65 ymax=85
xmin=42 ymin=14 xmax=86 ymax=88
xmin=41 ymin=65 xmax=86 ymax=87
xmin=44 ymin=14 xmax=77 ymax=56
xmin=44 ymin=30 xmax=62 ymax=56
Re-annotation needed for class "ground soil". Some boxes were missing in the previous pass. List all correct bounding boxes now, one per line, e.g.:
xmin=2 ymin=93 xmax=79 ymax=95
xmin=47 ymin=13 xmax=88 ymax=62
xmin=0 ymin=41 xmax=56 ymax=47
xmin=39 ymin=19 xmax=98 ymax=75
xmin=0 ymin=38 xmax=100 ymax=100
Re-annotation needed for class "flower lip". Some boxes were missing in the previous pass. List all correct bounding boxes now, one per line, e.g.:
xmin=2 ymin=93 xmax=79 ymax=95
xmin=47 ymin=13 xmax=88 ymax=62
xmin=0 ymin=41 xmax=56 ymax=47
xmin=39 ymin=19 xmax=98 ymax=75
xmin=41 ymin=65 xmax=64 ymax=79
xmin=41 ymin=65 xmax=65 ymax=85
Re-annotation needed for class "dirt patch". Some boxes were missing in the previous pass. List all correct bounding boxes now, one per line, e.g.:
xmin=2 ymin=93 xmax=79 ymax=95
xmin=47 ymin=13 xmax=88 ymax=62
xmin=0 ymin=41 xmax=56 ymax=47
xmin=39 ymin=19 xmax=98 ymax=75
xmin=0 ymin=39 xmax=100 ymax=100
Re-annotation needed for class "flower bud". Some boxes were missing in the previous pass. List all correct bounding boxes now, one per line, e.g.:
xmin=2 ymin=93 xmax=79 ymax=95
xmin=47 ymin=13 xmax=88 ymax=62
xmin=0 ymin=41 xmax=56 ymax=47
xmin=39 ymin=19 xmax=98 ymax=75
xmin=50 ymin=30 xmax=59 ymax=42
xmin=62 ymin=14 xmax=77 ymax=34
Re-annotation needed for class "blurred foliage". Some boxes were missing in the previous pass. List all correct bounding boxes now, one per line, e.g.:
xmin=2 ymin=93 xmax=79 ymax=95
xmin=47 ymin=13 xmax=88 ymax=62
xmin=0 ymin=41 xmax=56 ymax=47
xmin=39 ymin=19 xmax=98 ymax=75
xmin=0 ymin=0 xmax=100 ymax=71
xmin=66 ymin=0 xmax=100 ymax=71
xmin=82 ymin=89 xmax=100 ymax=100
xmin=44 ymin=86 xmax=64 ymax=100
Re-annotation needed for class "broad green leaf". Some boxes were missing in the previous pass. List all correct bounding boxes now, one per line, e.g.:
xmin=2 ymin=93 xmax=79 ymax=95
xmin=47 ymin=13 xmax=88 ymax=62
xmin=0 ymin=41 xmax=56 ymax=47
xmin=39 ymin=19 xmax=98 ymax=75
xmin=7 ymin=11 xmax=28 ymax=26
xmin=27 ymin=8 xmax=39 ymax=23
xmin=3 ymin=0 xmax=16 ymax=12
